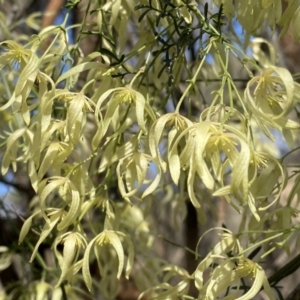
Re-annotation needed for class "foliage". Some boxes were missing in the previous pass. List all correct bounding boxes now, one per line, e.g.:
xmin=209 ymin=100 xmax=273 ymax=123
xmin=1 ymin=0 xmax=300 ymax=299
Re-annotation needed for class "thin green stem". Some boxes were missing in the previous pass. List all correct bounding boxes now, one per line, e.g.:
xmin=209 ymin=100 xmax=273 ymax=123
xmin=239 ymin=228 xmax=297 ymax=257
xmin=280 ymin=145 xmax=300 ymax=162
xmin=175 ymin=43 xmax=212 ymax=112
xmin=75 ymin=0 xmax=92 ymax=47
xmin=158 ymin=235 xmax=200 ymax=257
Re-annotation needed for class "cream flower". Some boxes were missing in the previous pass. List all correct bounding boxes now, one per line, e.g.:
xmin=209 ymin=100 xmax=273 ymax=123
xmin=171 ymin=121 xmax=250 ymax=208
xmin=117 ymin=151 xmax=161 ymax=203
xmin=82 ymin=230 xmax=134 ymax=291
xmin=54 ymin=231 xmax=87 ymax=286
xmin=92 ymin=87 xmax=156 ymax=150
xmin=245 ymin=67 xmax=300 ymax=147
xmin=149 ymin=112 xmax=193 ymax=178
xmin=200 ymin=258 xmax=275 ymax=300
xmin=0 ymin=41 xmax=39 ymax=122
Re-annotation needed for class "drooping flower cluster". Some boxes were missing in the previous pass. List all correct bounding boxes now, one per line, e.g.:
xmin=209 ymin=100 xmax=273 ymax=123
xmin=1 ymin=2 xmax=300 ymax=300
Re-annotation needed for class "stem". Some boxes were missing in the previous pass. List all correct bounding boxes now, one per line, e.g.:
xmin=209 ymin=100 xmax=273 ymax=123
xmin=158 ymin=235 xmax=200 ymax=257
xmin=175 ymin=42 xmax=212 ymax=112
xmin=75 ymin=0 xmax=92 ymax=47
xmin=280 ymin=145 xmax=300 ymax=162
xmin=239 ymin=228 xmax=297 ymax=257
xmin=129 ymin=67 xmax=145 ymax=88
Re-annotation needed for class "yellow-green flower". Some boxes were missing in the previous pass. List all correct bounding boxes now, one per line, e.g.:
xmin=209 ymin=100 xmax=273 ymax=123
xmin=30 ymin=280 xmax=52 ymax=300
xmin=171 ymin=121 xmax=250 ymax=208
xmin=0 ymin=41 xmax=39 ymax=121
xmin=245 ymin=66 xmax=300 ymax=146
xmin=82 ymin=230 xmax=134 ymax=291
xmin=200 ymin=104 xmax=247 ymax=128
xmin=149 ymin=112 xmax=193 ymax=181
xmin=54 ymin=231 xmax=87 ymax=286
xmin=200 ymin=257 xmax=275 ymax=300
xmin=194 ymin=230 xmax=242 ymax=290
xmin=2 ymin=128 xmax=34 ymax=175
xmin=138 ymin=264 xmax=191 ymax=300
xmin=36 ymin=177 xmax=82 ymax=231
xmin=117 ymin=152 xmax=161 ymax=203
xmin=0 ymin=40 xmax=32 ymax=70
xmin=92 ymin=87 xmax=156 ymax=150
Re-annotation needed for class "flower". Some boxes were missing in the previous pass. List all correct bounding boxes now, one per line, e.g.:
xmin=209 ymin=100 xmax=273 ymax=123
xmin=92 ymin=87 xmax=156 ymax=150
xmin=1 ymin=128 xmax=34 ymax=175
xmin=245 ymin=66 xmax=300 ymax=147
xmin=138 ymin=264 xmax=191 ymax=300
xmin=0 ymin=40 xmax=32 ymax=70
xmin=149 ymin=112 xmax=193 ymax=181
xmin=199 ymin=256 xmax=275 ymax=300
xmin=171 ymin=121 xmax=251 ymax=208
xmin=54 ymin=231 xmax=87 ymax=286
xmin=82 ymin=230 xmax=134 ymax=291
xmin=0 ymin=41 xmax=39 ymax=122
xmin=194 ymin=230 xmax=242 ymax=291
xmin=117 ymin=151 xmax=162 ymax=203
